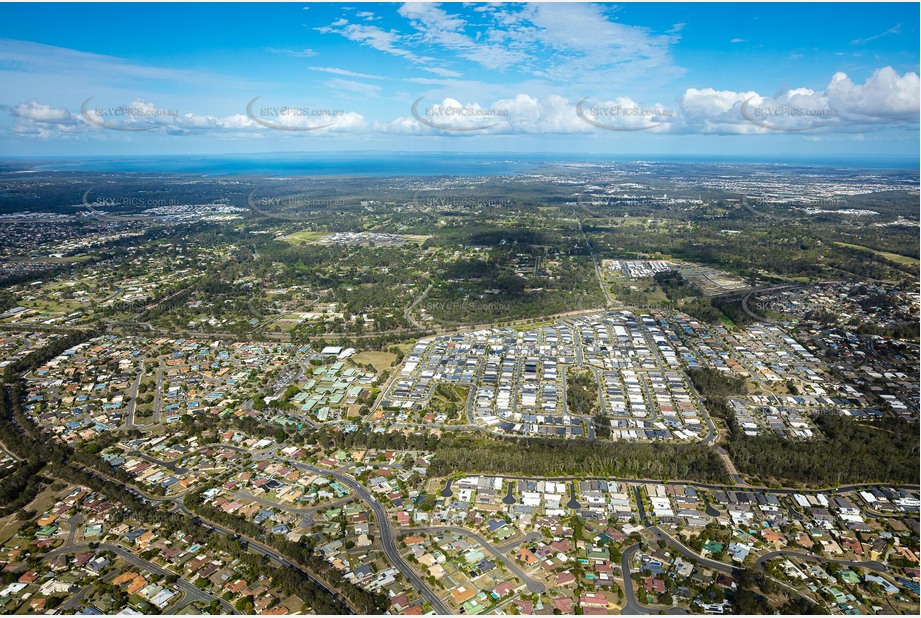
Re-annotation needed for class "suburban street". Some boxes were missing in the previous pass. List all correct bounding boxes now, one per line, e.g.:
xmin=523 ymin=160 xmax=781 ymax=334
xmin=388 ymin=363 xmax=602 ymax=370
xmin=40 ymin=543 xmax=238 ymax=614
xmin=400 ymin=525 xmax=546 ymax=593
xmin=279 ymin=459 xmax=453 ymax=614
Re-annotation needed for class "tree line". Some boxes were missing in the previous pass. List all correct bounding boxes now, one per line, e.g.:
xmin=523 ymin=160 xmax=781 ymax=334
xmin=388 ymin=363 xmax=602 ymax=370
xmin=689 ymin=366 xmax=920 ymax=486
xmin=726 ymin=414 xmax=920 ymax=486
xmin=428 ymin=434 xmax=729 ymax=483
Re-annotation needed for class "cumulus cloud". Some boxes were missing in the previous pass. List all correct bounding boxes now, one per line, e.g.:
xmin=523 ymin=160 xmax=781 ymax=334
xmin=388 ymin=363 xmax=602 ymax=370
xmin=4 ymin=67 xmax=916 ymax=141
xmin=825 ymin=66 xmax=919 ymax=121
xmin=2 ymin=97 xmax=367 ymax=138
xmin=392 ymin=94 xmax=675 ymax=135
xmin=676 ymin=66 xmax=919 ymax=133
xmin=10 ymin=99 xmax=77 ymax=124
xmin=3 ymin=99 xmax=84 ymax=138
xmin=387 ymin=67 xmax=918 ymax=137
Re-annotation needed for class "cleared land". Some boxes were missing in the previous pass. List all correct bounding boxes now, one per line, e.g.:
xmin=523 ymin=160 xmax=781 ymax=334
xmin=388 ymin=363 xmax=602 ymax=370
xmin=834 ymin=242 xmax=920 ymax=267
xmin=351 ymin=350 xmax=397 ymax=372
xmin=283 ymin=230 xmax=327 ymax=244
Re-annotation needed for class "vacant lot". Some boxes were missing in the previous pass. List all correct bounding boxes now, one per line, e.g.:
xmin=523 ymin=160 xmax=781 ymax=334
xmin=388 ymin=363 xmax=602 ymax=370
xmin=351 ymin=350 xmax=397 ymax=372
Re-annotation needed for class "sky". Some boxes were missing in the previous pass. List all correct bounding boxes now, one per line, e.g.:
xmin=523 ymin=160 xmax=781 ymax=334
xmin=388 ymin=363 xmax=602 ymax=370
xmin=0 ymin=1 xmax=918 ymax=159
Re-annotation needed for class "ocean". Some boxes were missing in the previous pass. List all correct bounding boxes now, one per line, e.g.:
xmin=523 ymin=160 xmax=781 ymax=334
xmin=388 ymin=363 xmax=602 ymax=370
xmin=12 ymin=152 xmax=920 ymax=176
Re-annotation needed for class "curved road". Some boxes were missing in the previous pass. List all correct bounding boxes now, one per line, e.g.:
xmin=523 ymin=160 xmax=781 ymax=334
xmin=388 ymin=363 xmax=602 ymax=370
xmin=113 ymin=448 xmax=920 ymax=500
xmin=109 ymin=444 xmax=919 ymax=617
xmin=278 ymin=459 xmax=452 ymax=614
xmin=399 ymin=526 xmax=545 ymax=593
xmin=755 ymin=550 xmax=887 ymax=573
xmin=233 ymin=490 xmax=355 ymax=516
xmin=620 ymin=543 xmax=688 ymax=615
xmin=404 ymin=281 xmax=434 ymax=330
xmin=647 ymin=525 xmax=738 ymax=575
xmin=66 ymin=463 xmax=356 ymax=614
xmin=41 ymin=542 xmax=238 ymax=614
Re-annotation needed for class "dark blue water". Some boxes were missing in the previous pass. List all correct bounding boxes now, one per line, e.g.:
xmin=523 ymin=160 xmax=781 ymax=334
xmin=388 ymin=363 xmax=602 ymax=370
xmin=12 ymin=151 xmax=920 ymax=176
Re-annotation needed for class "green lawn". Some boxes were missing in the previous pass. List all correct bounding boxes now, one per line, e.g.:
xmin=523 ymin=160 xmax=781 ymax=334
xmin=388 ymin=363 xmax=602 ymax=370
xmin=283 ymin=230 xmax=327 ymax=244
xmin=833 ymin=242 xmax=919 ymax=268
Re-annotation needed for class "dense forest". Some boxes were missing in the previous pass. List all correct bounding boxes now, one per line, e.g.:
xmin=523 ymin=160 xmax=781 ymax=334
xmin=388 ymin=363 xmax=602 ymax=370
xmin=428 ymin=434 xmax=729 ymax=483
xmin=566 ymin=370 xmax=599 ymax=415
xmin=687 ymin=368 xmax=748 ymax=399
xmin=727 ymin=415 xmax=920 ymax=486
xmin=688 ymin=367 xmax=920 ymax=486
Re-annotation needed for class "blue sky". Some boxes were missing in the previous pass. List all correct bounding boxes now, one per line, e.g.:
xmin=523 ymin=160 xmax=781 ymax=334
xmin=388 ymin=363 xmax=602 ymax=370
xmin=0 ymin=2 xmax=918 ymax=158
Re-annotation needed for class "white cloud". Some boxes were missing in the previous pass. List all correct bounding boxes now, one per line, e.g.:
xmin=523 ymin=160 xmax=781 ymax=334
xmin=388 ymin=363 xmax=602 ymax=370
xmin=324 ymin=78 xmax=383 ymax=97
xmin=5 ymin=68 xmax=915 ymax=141
xmin=316 ymin=3 xmax=683 ymax=89
xmin=851 ymin=24 xmax=901 ymax=46
xmin=515 ymin=3 xmax=683 ymax=84
xmin=677 ymin=67 xmax=919 ymax=133
xmin=316 ymin=21 xmax=432 ymax=64
xmin=393 ymin=94 xmax=671 ymax=135
xmin=309 ymin=67 xmax=386 ymax=80
xmin=825 ymin=66 xmax=919 ymax=121
xmin=9 ymin=99 xmax=77 ymax=124
xmin=4 ymin=99 xmax=83 ymax=139
xmin=421 ymin=66 xmax=462 ymax=78
xmin=1 ymin=97 xmax=367 ymax=138
xmin=397 ymin=2 xmax=527 ymax=70
xmin=266 ymin=47 xmax=318 ymax=58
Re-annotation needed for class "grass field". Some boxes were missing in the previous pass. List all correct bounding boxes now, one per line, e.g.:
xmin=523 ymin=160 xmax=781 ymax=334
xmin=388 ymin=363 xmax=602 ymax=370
xmin=392 ymin=342 xmax=416 ymax=355
xmin=6 ymin=255 xmax=92 ymax=264
xmin=402 ymin=234 xmax=431 ymax=245
xmin=834 ymin=242 xmax=920 ymax=268
xmin=351 ymin=350 xmax=397 ymax=372
xmin=283 ymin=230 xmax=327 ymax=244
xmin=0 ymin=484 xmax=63 ymax=544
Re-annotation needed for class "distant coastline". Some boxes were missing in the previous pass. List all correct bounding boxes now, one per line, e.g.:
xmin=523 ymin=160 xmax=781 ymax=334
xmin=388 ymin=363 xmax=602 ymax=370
xmin=1 ymin=152 xmax=917 ymax=176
